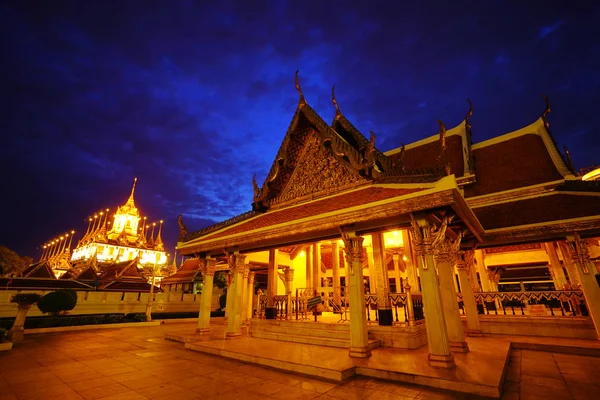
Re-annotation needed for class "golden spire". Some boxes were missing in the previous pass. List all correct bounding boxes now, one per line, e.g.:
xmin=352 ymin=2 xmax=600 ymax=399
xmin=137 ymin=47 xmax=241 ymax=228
xmin=126 ymin=177 xmax=138 ymax=208
xmin=332 ymin=86 xmax=341 ymax=118
xmin=295 ymin=70 xmax=305 ymax=104
xmin=67 ymin=230 xmax=75 ymax=252
xmin=155 ymin=220 xmax=164 ymax=250
xmin=171 ymin=246 xmax=177 ymax=269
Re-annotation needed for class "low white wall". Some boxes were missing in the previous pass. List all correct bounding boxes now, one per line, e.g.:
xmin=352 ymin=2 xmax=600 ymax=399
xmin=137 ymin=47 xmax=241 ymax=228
xmin=461 ymin=315 xmax=596 ymax=340
xmin=0 ymin=289 xmax=225 ymax=319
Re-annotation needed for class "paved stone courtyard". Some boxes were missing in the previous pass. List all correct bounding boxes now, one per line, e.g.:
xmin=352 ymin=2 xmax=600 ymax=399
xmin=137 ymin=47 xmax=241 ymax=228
xmin=0 ymin=322 xmax=598 ymax=400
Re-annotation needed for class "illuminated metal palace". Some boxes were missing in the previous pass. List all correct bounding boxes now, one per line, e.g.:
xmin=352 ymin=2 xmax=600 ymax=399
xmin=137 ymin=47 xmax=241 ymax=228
xmin=70 ymin=178 xmax=167 ymax=269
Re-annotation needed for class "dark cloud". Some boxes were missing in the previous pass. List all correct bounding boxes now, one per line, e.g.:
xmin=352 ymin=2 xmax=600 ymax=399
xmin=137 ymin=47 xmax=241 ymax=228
xmin=1 ymin=0 xmax=599 ymax=258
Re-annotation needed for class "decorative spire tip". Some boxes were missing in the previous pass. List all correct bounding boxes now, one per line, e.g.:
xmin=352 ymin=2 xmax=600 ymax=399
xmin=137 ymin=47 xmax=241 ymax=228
xmin=332 ymin=86 xmax=341 ymax=117
xmin=295 ymin=70 xmax=305 ymax=103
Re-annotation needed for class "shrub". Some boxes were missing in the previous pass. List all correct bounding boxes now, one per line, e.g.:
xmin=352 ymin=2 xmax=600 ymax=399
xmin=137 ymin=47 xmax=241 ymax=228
xmin=37 ymin=290 xmax=78 ymax=316
xmin=10 ymin=293 xmax=43 ymax=306
xmin=0 ymin=328 xmax=6 ymax=342
xmin=219 ymin=292 xmax=227 ymax=310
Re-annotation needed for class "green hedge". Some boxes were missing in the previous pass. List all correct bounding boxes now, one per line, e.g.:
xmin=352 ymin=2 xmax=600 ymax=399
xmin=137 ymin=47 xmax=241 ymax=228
xmin=0 ymin=310 xmax=225 ymax=329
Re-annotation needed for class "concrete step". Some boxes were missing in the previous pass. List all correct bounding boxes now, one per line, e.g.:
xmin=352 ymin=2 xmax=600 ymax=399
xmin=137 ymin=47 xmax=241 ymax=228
xmin=251 ymin=331 xmax=350 ymax=348
xmin=251 ymin=324 xmax=350 ymax=340
xmin=251 ymin=319 xmax=351 ymax=332
xmin=251 ymin=330 xmax=381 ymax=352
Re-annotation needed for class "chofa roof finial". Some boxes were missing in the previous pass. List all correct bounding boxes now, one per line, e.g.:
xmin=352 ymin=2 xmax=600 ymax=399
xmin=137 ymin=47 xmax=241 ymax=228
xmin=332 ymin=86 xmax=341 ymax=117
xmin=541 ymin=94 xmax=551 ymax=128
xmin=295 ymin=70 xmax=305 ymax=104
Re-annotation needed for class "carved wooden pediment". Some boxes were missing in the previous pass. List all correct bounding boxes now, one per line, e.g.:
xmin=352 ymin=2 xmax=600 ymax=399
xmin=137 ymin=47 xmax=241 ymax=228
xmin=269 ymin=131 xmax=370 ymax=208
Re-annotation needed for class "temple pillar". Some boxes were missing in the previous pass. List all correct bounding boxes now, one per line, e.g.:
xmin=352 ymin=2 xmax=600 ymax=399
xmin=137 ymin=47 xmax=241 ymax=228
xmin=392 ymin=254 xmax=401 ymax=292
xmin=266 ymin=249 xmax=279 ymax=319
xmin=372 ymin=232 xmax=392 ymax=325
xmin=565 ymin=234 xmax=600 ymax=339
xmin=226 ymin=253 xmax=246 ymax=338
xmin=284 ymin=268 xmax=294 ymax=320
xmin=240 ymin=265 xmax=250 ymax=325
xmin=410 ymin=215 xmax=455 ymax=368
xmin=247 ymin=271 xmax=255 ymax=321
xmin=366 ymin=245 xmax=377 ymax=294
xmin=545 ymin=242 xmax=568 ymax=290
xmin=331 ymin=241 xmax=341 ymax=306
xmin=306 ymin=246 xmax=313 ymax=290
xmin=558 ymin=242 xmax=582 ymax=288
xmin=196 ymin=258 xmax=216 ymax=334
xmin=435 ymin=237 xmax=469 ymax=353
xmin=312 ymin=243 xmax=321 ymax=290
xmin=224 ymin=272 xmax=233 ymax=320
xmin=458 ymin=250 xmax=482 ymax=336
xmin=474 ymin=250 xmax=492 ymax=292
xmin=341 ymin=231 xmax=371 ymax=358
xmin=402 ymin=229 xmax=419 ymax=292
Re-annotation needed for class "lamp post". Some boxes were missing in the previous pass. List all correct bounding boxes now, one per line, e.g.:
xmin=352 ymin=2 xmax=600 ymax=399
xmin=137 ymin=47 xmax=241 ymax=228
xmin=146 ymin=253 xmax=159 ymax=321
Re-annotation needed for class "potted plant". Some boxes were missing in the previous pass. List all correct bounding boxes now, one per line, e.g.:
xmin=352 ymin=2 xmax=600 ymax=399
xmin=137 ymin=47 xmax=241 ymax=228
xmin=8 ymin=293 xmax=43 ymax=343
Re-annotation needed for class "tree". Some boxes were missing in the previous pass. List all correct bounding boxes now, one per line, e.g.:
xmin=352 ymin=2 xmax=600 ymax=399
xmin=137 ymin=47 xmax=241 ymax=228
xmin=37 ymin=290 xmax=78 ymax=316
xmin=213 ymin=271 xmax=227 ymax=289
xmin=0 ymin=245 xmax=32 ymax=276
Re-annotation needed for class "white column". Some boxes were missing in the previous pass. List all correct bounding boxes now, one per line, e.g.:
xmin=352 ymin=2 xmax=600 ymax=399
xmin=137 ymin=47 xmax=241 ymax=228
xmin=240 ymin=265 xmax=250 ymax=325
xmin=196 ymin=258 xmax=216 ymax=334
xmin=331 ymin=241 xmax=341 ymax=305
xmin=226 ymin=253 xmax=246 ymax=338
xmin=457 ymin=250 xmax=482 ymax=336
xmin=306 ymin=246 xmax=313 ymax=290
xmin=435 ymin=238 xmax=469 ymax=353
xmin=565 ymin=235 xmax=600 ymax=339
xmin=266 ymin=249 xmax=279 ymax=319
xmin=284 ymin=268 xmax=294 ymax=320
xmin=411 ymin=215 xmax=455 ymax=368
xmin=312 ymin=243 xmax=321 ymax=290
xmin=402 ymin=229 xmax=419 ymax=292
xmin=372 ymin=232 xmax=392 ymax=325
xmin=341 ymin=232 xmax=371 ymax=358
xmin=545 ymin=242 xmax=568 ymax=290
xmin=392 ymin=254 xmax=401 ymax=293
xmin=475 ymin=250 xmax=492 ymax=292
xmin=246 ymin=271 xmax=255 ymax=321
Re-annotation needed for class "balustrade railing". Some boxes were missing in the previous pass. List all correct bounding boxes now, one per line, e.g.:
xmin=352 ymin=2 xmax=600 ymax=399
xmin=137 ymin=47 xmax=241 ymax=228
xmin=388 ymin=293 xmax=408 ymax=323
xmin=257 ymin=294 xmax=267 ymax=319
xmin=458 ymin=291 xmax=587 ymax=317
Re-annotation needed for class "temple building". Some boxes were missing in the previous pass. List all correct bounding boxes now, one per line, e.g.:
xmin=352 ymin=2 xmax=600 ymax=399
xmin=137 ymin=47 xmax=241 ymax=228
xmin=24 ymin=178 xmax=168 ymax=285
xmin=175 ymin=72 xmax=600 ymax=376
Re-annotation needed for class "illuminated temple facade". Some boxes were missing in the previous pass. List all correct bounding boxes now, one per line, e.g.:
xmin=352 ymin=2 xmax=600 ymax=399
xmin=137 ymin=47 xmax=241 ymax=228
xmin=70 ymin=178 xmax=167 ymax=270
xmin=176 ymin=72 xmax=600 ymax=377
xmin=34 ymin=178 xmax=167 ymax=282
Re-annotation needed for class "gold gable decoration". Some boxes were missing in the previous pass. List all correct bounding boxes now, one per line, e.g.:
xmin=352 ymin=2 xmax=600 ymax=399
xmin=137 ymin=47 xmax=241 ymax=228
xmin=271 ymin=132 xmax=369 ymax=208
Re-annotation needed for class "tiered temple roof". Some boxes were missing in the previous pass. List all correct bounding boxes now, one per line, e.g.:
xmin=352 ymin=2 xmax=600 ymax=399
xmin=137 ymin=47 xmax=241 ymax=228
xmin=178 ymin=73 xmax=600 ymax=256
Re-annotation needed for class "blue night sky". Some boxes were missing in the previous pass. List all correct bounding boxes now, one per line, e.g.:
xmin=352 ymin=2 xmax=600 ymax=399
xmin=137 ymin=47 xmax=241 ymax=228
xmin=1 ymin=1 xmax=599 ymax=259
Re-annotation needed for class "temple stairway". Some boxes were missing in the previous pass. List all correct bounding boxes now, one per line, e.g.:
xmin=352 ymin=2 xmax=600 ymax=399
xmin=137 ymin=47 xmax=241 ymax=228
xmin=249 ymin=318 xmax=381 ymax=351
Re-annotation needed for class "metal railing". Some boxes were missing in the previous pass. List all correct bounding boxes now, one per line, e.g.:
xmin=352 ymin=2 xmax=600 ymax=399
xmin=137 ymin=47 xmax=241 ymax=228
xmin=458 ymin=291 xmax=588 ymax=317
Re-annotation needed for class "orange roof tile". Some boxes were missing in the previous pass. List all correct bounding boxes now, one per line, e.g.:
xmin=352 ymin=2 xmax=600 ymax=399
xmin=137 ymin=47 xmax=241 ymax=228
xmin=204 ymin=187 xmax=425 ymax=240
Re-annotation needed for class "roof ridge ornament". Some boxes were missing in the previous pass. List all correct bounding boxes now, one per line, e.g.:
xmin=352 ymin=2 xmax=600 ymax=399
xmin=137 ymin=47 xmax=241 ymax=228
xmin=438 ymin=120 xmax=451 ymax=176
xmin=465 ymin=98 xmax=473 ymax=127
xmin=295 ymin=70 xmax=305 ymax=104
xmin=332 ymin=86 xmax=341 ymax=118
xmin=541 ymin=93 xmax=551 ymax=128
xmin=563 ymin=145 xmax=576 ymax=172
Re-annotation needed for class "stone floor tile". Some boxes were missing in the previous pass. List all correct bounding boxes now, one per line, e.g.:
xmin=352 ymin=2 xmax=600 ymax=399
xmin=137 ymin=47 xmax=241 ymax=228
xmin=520 ymin=374 xmax=568 ymax=389
xmin=170 ymin=375 xmax=213 ymax=390
xmin=297 ymin=378 xmax=339 ymax=394
xmin=364 ymin=389 xmax=415 ymax=400
xmin=67 ymin=376 xmax=118 ymax=392
xmin=324 ymin=385 xmax=375 ymax=400
xmin=0 ymin=395 xmax=18 ymax=400
xmin=414 ymin=389 xmax=463 ymax=399
xmin=271 ymin=385 xmax=322 ymax=400
xmin=135 ymin=383 xmax=187 ymax=399
xmin=56 ymin=369 xmax=105 ymax=383
xmin=109 ymin=371 xmax=153 ymax=384
xmin=94 ymin=391 xmax=148 ymax=400
xmin=76 ymin=382 xmax=131 ymax=400
xmin=521 ymin=351 xmax=554 ymax=361
xmin=120 ymin=377 xmax=168 ymax=391
xmin=15 ymin=383 xmax=75 ymax=400
xmin=189 ymin=381 xmax=239 ymax=398
xmin=503 ymin=381 xmax=520 ymax=393
xmin=499 ymin=392 xmax=519 ymax=400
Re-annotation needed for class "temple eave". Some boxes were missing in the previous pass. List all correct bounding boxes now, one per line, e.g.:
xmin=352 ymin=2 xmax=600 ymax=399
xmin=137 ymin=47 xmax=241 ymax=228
xmin=179 ymin=186 xmax=462 ymax=255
